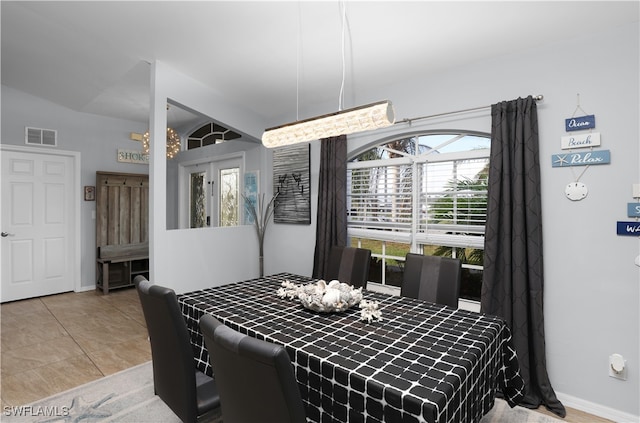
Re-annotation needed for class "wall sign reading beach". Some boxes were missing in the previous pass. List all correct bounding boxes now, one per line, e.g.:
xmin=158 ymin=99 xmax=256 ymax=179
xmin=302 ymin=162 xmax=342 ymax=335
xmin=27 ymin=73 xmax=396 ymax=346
xmin=273 ymin=144 xmax=311 ymax=224
xmin=560 ymin=132 xmax=600 ymax=150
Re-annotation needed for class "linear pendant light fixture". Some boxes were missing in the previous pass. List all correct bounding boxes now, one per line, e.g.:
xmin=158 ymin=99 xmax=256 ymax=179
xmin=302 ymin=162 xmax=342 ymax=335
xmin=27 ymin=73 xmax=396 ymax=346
xmin=261 ymin=2 xmax=395 ymax=148
xmin=262 ymin=100 xmax=395 ymax=148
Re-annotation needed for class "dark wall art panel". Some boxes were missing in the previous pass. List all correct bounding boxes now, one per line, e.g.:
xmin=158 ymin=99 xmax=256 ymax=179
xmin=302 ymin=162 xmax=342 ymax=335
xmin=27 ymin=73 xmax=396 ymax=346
xmin=273 ymin=144 xmax=311 ymax=224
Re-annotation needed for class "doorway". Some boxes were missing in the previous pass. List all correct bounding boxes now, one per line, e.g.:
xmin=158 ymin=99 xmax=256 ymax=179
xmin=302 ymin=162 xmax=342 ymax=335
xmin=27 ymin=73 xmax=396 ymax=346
xmin=178 ymin=156 xmax=243 ymax=229
xmin=1 ymin=146 xmax=80 ymax=302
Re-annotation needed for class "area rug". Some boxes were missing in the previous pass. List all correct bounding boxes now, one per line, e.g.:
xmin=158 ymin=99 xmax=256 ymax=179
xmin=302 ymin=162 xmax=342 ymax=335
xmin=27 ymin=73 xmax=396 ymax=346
xmin=1 ymin=362 xmax=221 ymax=423
xmin=480 ymin=399 xmax=564 ymax=423
xmin=4 ymin=361 xmax=562 ymax=422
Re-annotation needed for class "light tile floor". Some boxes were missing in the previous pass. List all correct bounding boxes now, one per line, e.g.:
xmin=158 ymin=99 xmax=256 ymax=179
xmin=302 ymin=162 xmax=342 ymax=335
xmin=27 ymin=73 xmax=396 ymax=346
xmin=0 ymin=287 xmax=612 ymax=422
xmin=1 ymin=287 xmax=151 ymax=408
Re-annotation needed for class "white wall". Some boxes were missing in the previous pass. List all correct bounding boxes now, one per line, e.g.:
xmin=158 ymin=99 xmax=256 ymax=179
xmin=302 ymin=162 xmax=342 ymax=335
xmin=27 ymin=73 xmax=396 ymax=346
xmin=0 ymin=86 xmax=149 ymax=289
xmin=148 ymin=61 xmax=271 ymax=292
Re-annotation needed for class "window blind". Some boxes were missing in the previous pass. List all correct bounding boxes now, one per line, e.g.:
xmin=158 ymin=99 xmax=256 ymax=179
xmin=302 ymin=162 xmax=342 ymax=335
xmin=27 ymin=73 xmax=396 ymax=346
xmin=347 ymin=155 xmax=488 ymax=248
xmin=347 ymin=163 xmax=413 ymax=234
xmin=418 ymin=158 xmax=489 ymax=246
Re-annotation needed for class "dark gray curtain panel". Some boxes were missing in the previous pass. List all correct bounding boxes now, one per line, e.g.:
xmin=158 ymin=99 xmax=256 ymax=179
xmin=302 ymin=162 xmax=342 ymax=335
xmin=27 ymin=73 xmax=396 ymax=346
xmin=313 ymin=135 xmax=347 ymax=279
xmin=481 ymin=96 xmax=566 ymax=417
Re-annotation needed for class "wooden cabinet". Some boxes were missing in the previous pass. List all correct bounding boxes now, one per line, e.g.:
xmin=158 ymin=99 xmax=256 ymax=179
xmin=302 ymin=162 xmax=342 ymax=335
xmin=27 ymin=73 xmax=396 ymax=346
xmin=95 ymin=171 xmax=149 ymax=293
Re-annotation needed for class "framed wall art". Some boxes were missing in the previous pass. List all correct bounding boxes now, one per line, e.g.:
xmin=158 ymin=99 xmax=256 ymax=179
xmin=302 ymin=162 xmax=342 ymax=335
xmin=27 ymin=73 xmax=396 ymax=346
xmin=243 ymin=171 xmax=259 ymax=225
xmin=84 ymin=186 xmax=95 ymax=201
xmin=272 ymin=144 xmax=311 ymax=224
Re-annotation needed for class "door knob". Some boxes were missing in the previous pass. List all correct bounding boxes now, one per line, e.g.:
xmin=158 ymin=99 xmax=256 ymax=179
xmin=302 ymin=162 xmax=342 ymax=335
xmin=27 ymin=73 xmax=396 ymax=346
xmin=1 ymin=232 xmax=14 ymax=237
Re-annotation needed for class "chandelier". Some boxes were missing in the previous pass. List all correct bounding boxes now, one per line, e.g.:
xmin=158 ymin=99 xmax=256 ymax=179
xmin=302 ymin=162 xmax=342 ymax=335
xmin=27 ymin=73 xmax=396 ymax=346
xmin=142 ymin=127 xmax=181 ymax=159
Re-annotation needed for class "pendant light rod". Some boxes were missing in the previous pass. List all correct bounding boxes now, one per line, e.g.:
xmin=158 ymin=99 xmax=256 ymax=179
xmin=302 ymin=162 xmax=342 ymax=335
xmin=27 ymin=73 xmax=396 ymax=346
xmin=338 ymin=0 xmax=347 ymax=111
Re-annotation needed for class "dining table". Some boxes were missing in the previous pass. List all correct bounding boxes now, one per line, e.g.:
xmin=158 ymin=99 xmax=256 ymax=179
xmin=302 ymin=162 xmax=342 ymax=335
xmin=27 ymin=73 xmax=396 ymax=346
xmin=178 ymin=273 xmax=525 ymax=423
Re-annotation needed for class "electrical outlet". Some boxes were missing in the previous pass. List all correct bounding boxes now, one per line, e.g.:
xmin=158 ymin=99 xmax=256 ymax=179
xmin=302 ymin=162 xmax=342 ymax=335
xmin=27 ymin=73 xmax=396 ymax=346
xmin=609 ymin=354 xmax=627 ymax=380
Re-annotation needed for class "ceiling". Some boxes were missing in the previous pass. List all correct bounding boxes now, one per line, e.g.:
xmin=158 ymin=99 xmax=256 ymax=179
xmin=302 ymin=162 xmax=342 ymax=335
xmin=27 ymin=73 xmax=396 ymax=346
xmin=2 ymin=1 xmax=638 ymax=131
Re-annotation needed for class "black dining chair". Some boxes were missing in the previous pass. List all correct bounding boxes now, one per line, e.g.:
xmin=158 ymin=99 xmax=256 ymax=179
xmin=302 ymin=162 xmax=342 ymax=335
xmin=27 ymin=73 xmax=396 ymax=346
xmin=134 ymin=276 xmax=221 ymax=423
xmin=400 ymin=253 xmax=462 ymax=308
xmin=199 ymin=314 xmax=307 ymax=423
xmin=325 ymin=245 xmax=371 ymax=289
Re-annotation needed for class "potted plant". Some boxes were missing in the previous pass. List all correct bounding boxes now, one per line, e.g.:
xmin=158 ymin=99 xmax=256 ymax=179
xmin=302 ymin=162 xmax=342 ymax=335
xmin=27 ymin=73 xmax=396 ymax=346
xmin=243 ymin=192 xmax=279 ymax=277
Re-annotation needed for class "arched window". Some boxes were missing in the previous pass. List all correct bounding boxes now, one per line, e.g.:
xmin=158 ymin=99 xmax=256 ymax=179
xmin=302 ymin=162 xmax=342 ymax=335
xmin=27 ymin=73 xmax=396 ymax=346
xmin=347 ymin=132 xmax=490 ymax=303
xmin=186 ymin=122 xmax=241 ymax=150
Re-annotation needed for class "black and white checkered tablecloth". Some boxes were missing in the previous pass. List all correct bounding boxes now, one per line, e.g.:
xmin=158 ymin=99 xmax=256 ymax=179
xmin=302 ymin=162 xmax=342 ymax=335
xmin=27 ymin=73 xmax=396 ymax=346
xmin=178 ymin=273 xmax=525 ymax=423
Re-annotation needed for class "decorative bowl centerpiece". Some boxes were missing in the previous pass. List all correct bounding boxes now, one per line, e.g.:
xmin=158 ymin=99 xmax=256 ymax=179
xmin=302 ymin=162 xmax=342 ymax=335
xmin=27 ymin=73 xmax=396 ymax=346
xmin=277 ymin=279 xmax=381 ymax=321
xmin=299 ymin=279 xmax=363 ymax=313
xmin=278 ymin=279 xmax=363 ymax=313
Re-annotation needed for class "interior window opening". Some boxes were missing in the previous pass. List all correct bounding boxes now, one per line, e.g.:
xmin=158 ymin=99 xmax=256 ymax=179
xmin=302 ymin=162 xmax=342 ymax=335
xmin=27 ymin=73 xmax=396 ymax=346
xmin=187 ymin=122 xmax=241 ymax=150
xmin=181 ymin=157 xmax=243 ymax=229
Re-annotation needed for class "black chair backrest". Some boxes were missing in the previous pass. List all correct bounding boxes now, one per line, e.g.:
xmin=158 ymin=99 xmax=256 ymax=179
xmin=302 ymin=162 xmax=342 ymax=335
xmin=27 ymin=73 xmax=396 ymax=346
xmin=401 ymin=253 xmax=462 ymax=308
xmin=325 ymin=246 xmax=371 ymax=289
xmin=135 ymin=276 xmax=200 ymax=423
xmin=199 ymin=314 xmax=307 ymax=423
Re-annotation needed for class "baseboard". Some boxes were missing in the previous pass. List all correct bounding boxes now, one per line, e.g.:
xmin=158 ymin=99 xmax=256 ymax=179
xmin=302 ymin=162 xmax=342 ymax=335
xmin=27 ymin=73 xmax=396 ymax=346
xmin=556 ymin=392 xmax=639 ymax=423
xmin=77 ymin=285 xmax=96 ymax=293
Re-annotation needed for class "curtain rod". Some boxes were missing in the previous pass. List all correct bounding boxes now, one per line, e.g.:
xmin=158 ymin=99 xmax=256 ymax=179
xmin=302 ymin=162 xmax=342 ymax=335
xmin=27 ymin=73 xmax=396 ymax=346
xmin=397 ymin=94 xmax=544 ymax=125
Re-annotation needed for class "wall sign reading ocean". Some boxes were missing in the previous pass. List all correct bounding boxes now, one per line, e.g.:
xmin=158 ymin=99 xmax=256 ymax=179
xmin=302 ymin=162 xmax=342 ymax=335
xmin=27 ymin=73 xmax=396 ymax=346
xmin=565 ymin=114 xmax=595 ymax=131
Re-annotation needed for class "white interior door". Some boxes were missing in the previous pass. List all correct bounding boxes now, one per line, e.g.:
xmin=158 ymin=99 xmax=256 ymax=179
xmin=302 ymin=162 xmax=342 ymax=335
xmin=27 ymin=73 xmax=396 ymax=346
xmin=1 ymin=148 xmax=76 ymax=302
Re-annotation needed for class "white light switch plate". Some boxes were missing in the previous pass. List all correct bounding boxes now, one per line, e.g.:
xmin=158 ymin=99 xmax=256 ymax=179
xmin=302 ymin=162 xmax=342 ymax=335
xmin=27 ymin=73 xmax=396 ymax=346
xmin=633 ymin=184 xmax=640 ymax=198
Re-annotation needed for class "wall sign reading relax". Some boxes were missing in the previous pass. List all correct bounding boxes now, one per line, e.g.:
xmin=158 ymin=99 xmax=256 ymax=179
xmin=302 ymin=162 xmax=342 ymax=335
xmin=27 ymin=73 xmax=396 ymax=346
xmin=551 ymin=150 xmax=610 ymax=167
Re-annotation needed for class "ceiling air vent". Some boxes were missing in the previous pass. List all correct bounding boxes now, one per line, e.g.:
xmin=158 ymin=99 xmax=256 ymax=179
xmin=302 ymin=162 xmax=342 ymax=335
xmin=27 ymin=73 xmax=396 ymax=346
xmin=25 ymin=127 xmax=57 ymax=146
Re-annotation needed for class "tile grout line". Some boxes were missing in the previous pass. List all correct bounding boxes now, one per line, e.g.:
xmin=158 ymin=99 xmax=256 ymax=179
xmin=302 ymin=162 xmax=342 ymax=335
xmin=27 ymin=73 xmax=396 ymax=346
xmin=41 ymin=295 xmax=108 ymax=379
xmin=2 ymin=289 xmax=152 ymax=407
xmin=1 ymin=297 xmax=100 ymax=407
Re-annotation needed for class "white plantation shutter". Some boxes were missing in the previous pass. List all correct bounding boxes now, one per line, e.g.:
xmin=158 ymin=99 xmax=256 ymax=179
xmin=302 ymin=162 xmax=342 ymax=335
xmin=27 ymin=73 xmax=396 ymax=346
xmin=347 ymin=134 xmax=490 ymax=248
xmin=417 ymin=157 xmax=489 ymax=248
xmin=347 ymin=159 xmax=413 ymax=242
